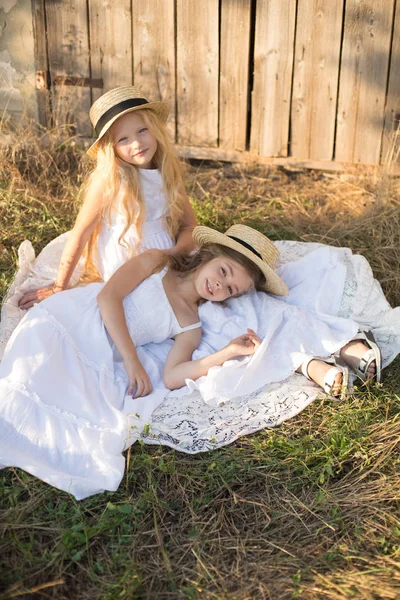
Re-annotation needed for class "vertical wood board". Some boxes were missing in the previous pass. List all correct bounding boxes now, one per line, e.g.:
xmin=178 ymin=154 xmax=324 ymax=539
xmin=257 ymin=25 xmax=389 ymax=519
xmin=176 ymin=0 xmax=219 ymax=146
xmin=291 ymin=0 xmax=344 ymax=160
xmin=382 ymin=2 xmax=400 ymax=164
xmin=250 ymin=0 xmax=296 ymax=157
xmin=89 ymin=0 xmax=132 ymax=105
xmin=132 ymin=0 xmax=176 ymax=139
xmin=219 ymin=0 xmax=251 ymax=151
xmin=44 ymin=0 xmax=92 ymax=136
xmin=335 ymin=0 xmax=395 ymax=164
xmin=31 ymin=0 xmax=50 ymax=126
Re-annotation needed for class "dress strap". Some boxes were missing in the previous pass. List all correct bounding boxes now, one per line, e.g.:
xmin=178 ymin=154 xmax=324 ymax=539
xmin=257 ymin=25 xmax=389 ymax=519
xmin=179 ymin=321 xmax=202 ymax=333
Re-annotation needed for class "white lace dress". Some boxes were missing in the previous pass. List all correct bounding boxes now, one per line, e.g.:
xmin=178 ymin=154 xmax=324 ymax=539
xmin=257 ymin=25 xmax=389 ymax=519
xmin=0 ymin=168 xmax=174 ymax=359
xmin=0 ymin=240 xmax=399 ymax=499
xmin=0 ymin=270 xmax=201 ymax=499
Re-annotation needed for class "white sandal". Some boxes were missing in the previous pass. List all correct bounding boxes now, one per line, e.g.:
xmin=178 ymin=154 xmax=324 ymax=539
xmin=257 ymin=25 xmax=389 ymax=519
xmin=335 ymin=330 xmax=382 ymax=383
xmin=354 ymin=330 xmax=382 ymax=382
xmin=301 ymin=357 xmax=350 ymax=401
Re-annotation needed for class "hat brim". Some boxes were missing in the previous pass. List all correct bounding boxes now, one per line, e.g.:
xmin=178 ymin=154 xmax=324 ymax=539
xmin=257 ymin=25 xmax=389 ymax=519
xmin=87 ymin=101 xmax=169 ymax=158
xmin=193 ymin=226 xmax=288 ymax=296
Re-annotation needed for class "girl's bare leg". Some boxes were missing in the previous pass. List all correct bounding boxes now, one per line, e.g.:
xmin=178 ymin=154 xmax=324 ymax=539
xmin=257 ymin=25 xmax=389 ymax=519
xmin=339 ymin=341 xmax=376 ymax=379
xmin=297 ymin=359 xmax=343 ymax=396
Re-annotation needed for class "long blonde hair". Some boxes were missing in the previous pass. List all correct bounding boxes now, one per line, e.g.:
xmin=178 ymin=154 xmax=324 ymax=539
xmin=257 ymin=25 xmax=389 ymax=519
xmin=82 ymin=109 xmax=186 ymax=280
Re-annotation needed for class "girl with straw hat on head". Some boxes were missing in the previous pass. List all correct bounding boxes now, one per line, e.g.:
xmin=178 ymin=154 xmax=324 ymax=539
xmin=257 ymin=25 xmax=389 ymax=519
xmin=0 ymin=223 xmax=390 ymax=497
xmin=15 ymin=86 xmax=197 ymax=311
xmin=99 ymin=224 xmax=287 ymax=394
xmin=0 ymin=224 xmax=287 ymax=496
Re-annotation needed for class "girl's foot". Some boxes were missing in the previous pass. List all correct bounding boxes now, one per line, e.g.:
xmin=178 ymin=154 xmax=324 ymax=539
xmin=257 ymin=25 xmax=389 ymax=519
xmin=298 ymin=359 xmax=343 ymax=397
xmin=339 ymin=340 xmax=376 ymax=380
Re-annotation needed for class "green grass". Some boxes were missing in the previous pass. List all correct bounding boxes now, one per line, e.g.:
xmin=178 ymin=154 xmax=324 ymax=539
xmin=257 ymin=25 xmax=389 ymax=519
xmin=1 ymin=391 xmax=399 ymax=598
xmin=1 ymin=137 xmax=400 ymax=599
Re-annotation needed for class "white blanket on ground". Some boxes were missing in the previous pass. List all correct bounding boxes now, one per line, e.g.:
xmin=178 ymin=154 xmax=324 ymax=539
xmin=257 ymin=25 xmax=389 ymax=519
xmin=1 ymin=239 xmax=400 ymax=499
xmin=123 ymin=241 xmax=400 ymax=454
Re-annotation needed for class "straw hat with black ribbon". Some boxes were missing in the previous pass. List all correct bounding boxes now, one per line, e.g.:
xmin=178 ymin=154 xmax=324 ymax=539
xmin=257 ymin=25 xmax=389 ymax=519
xmin=87 ymin=86 xmax=169 ymax=158
xmin=193 ymin=224 xmax=288 ymax=296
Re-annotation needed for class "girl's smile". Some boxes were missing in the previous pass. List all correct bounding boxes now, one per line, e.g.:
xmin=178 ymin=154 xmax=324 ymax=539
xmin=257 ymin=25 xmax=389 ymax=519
xmin=195 ymin=257 xmax=254 ymax=301
xmin=112 ymin=112 xmax=158 ymax=169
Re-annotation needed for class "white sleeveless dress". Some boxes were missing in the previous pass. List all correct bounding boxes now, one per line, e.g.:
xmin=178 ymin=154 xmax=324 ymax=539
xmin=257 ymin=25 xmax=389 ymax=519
xmin=95 ymin=168 xmax=174 ymax=280
xmin=0 ymin=168 xmax=174 ymax=359
xmin=0 ymin=269 xmax=201 ymax=498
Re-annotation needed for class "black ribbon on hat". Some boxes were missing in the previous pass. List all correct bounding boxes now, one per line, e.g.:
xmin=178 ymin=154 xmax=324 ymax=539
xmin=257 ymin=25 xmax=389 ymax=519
xmin=227 ymin=235 xmax=262 ymax=260
xmin=95 ymin=98 xmax=149 ymax=135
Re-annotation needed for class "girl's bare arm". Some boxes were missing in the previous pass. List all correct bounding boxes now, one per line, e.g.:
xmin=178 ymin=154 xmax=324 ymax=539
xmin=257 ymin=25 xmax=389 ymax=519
xmin=163 ymin=328 xmax=261 ymax=390
xmin=165 ymin=185 xmax=198 ymax=257
xmin=97 ymin=249 xmax=165 ymax=397
xmin=18 ymin=180 xmax=105 ymax=309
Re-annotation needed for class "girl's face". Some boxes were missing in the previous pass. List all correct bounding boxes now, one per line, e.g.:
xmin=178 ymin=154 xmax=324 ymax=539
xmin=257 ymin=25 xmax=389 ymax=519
xmin=112 ymin=111 xmax=158 ymax=169
xmin=194 ymin=257 xmax=254 ymax=302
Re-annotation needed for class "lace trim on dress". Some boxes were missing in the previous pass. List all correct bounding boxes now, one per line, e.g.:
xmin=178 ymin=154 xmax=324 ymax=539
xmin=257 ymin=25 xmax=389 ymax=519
xmin=275 ymin=240 xmax=326 ymax=264
xmin=338 ymin=251 xmax=360 ymax=319
xmin=137 ymin=375 xmax=320 ymax=453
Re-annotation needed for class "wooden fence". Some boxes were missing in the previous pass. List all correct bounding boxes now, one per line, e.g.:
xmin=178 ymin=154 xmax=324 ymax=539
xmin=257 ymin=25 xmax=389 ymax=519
xmin=32 ymin=0 xmax=400 ymax=167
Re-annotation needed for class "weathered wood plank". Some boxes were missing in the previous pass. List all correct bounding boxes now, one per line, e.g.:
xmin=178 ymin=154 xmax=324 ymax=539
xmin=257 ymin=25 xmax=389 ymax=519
xmin=291 ymin=0 xmax=344 ymax=160
xmin=44 ymin=0 xmax=92 ymax=136
xmin=89 ymin=0 xmax=132 ymax=104
xmin=32 ymin=0 xmax=50 ymax=127
xmin=250 ymin=0 xmax=296 ymax=157
xmin=176 ymin=0 xmax=219 ymax=146
xmin=219 ymin=0 xmax=251 ymax=151
xmin=132 ymin=0 xmax=176 ymax=139
xmin=381 ymin=1 xmax=400 ymax=165
xmin=335 ymin=0 xmax=395 ymax=165
xmin=176 ymin=144 xmax=352 ymax=172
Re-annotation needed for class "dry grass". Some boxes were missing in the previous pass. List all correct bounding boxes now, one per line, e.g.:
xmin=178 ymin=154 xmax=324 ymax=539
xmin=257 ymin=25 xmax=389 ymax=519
xmin=186 ymin=161 xmax=400 ymax=307
xmin=0 ymin=118 xmax=400 ymax=600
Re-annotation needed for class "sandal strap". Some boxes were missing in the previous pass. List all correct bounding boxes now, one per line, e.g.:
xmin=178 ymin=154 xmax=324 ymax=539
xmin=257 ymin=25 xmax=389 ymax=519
xmin=336 ymin=330 xmax=382 ymax=383
xmin=325 ymin=366 xmax=352 ymax=402
xmin=358 ymin=349 xmax=375 ymax=373
xmin=354 ymin=330 xmax=382 ymax=382
xmin=300 ymin=357 xmax=314 ymax=380
xmin=324 ymin=366 xmax=342 ymax=394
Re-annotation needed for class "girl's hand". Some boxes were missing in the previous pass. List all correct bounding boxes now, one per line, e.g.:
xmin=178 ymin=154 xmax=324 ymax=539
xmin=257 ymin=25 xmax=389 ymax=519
xmin=226 ymin=328 xmax=262 ymax=358
xmin=18 ymin=285 xmax=64 ymax=310
xmin=124 ymin=356 xmax=153 ymax=398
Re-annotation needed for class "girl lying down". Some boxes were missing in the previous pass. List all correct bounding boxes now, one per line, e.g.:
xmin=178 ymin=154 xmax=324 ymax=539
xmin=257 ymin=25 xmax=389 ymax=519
xmin=0 ymin=225 xmax=395 ymax=499
xmin=0 ymin=225 xmax=284 ymax=496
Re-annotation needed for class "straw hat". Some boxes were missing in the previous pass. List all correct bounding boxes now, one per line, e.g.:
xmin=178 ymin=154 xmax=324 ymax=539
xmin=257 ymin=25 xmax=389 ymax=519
xmin=193 ymin=224 xmax=288 ymax=296
xmin=87 ymin=86 xmax=169 ymax=158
